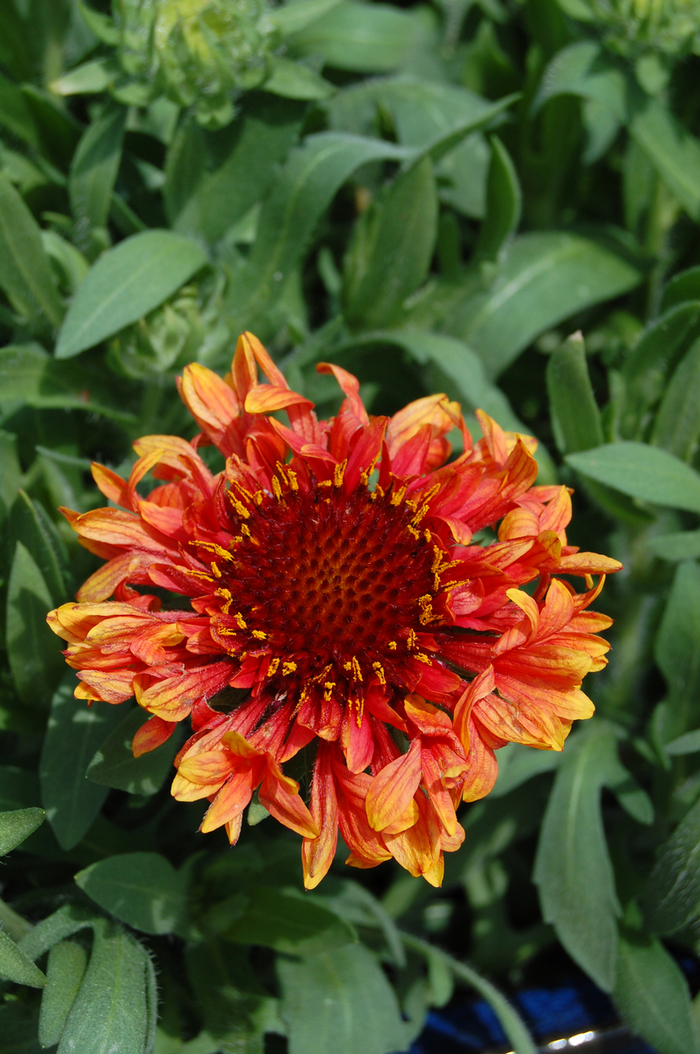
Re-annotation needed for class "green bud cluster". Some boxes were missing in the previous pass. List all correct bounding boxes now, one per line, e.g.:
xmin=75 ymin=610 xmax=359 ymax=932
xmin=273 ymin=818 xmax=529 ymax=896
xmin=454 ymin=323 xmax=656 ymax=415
xmin=106 ymin=0 xmax=279 ymax=126
xmin=572 ymin=0 xmax=700 ymax=58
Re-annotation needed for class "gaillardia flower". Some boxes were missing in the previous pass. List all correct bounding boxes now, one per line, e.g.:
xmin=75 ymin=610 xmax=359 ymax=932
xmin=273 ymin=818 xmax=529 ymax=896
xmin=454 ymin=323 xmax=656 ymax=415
xmin=47 ymin=333 xmax=621 ymax=888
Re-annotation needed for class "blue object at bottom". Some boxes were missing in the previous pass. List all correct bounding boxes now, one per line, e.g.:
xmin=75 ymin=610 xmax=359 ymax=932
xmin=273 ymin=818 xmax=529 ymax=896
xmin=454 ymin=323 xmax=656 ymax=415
xmin=409 ymin=971 xmax=661 ymax=1053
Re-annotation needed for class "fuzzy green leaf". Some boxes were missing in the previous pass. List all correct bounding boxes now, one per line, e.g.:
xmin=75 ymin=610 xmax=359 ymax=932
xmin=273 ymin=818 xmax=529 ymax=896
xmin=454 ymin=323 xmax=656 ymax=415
xmin=75 ymin=852 xmax=187 ymax=936
xmin=566 ymin=444 xmax=700 ymax=514
xmin=40 ymin=675 xmax=126 ymax=850
xmin=55 ymin=230 xmax=208 ymax=359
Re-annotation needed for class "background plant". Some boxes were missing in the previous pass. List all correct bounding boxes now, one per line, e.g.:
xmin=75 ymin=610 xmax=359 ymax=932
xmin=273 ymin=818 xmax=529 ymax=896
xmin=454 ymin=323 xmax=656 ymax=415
xmin=2 ymin=0 xmax=700 ymax=1052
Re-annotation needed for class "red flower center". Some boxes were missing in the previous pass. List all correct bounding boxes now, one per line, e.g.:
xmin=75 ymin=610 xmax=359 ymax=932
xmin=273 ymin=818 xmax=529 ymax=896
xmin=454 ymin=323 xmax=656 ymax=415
xmin=203 ymin=475 xmax=441 ymax=701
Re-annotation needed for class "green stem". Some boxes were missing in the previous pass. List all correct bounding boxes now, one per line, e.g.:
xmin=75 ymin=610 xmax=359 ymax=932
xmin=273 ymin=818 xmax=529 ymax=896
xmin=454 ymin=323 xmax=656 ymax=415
xmin=400 ymin=931 xmax=537 ymax=1054
xmin=0 ymin=897 xmax=33 ymax=943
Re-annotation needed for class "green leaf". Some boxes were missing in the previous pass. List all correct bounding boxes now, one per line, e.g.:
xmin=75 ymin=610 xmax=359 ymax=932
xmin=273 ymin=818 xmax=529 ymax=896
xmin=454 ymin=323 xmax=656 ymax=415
xmin=0 ymin=70 xmax=39 ymax=149
xmin=654 ymin=562 xmax=700 ymax=729
xmin=8 ymin=490 xmax=70 ymax=606
xmin=614 ymin=931 xmax=700 ymax=1054
xmin=288 ymin=0 xmax=420 ymax=73
xmin=20 ymin=86 xmax=82 ymax=172
xmin=643 ymin=794 xmax=700 ymax=935
xmin=39 ymin=941 xmax=89 ymax=1049
xmin=475 ymin=135 xmax=521 ymax=261
xmin=0 ymin=343 xmax=133 ymax=421
xmin=227 ymin=887 xmax=357 ymax=955
xmin=6 ymin=541 xmax=65 ymax=706
xmin=264 ymin=57 xmax=336 ymax=100
xmin=69 ymin=102 xmax=126 ymax=237
xmin=646 ymin=531 xmax=700 ymax=562
xmin=224 ymin=133 xmax=410 ymax=334
xmin=491 ymin=743 xmax=561 ymax=799
xmin=55 ymin=230 xmax=208 ymax=359
xmin=0 ymin=807 xmax=45 ymax=856
xmin=438 ymin=231 xmax=643 ymax=379
xmin=19 ymin=904 xmax=98 ymax=964
xmin=0 ymin=172 xmax=63 ymax=329
xmin=665 ymin=729 xmax=700 ymax=756
xmin=534 ymin=41 xmax=626 ymax=123
xmin=343 ymin=157 xmax=438 ymax=329
xmin=618 ymin=302 xmax=700 ymax=439
xmin=75 ymin=852 xmax=187 ymax=936
xmin=57 ymin=921 xmax=149 ymax=1054
xmin=40 ymin=674 xmax=127 ymax=851
xmin=273 ymin=0 xmax=342 ymax=35
xmin=661 ymin=266 xmax=700 ymax=314
xmin=164 ymin=94 xmax=304 ymax=243
xmin=566 ymin=443 xmax=700 ymax=514
xmin=629 ymin=92 xmax=700 ymax=221
xmin=278 ymin=943 xmax=407 ymax=1054
xmin=0 ymin=929 xmax=46 ymax=989
xmin=86 ymin=707 xmax=181 ymax=795
xmin=325 ymin=76 xmax=501 ymax=218
xmin=51 ymin=58 xmax=114 ymax=96
xmin=533 ymin=725 xmax=621 ymax=991
xmin=651 ymin=337 xmax=700 ymax=461
xmin=546 ymin=331 xmax=604 ymax=455
xmin=0 ymin=430 xmax=21 ymax=512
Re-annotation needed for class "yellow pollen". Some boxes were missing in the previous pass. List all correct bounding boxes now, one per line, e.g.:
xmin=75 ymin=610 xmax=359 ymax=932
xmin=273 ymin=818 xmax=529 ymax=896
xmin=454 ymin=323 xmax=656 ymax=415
xmin=390 ymin=485 xmax=407 ymax=506
xmin=407 ymin=525 xmax=420 ymax=540
xmin=210 ymin=561 xmax=221 ymax=579
xmin=240 ymin=524 xmax=252 ymax=539
xmin=196 ymin=540 xmax=235 ymax=562
xmin=372 ymin=662 xmax=386 ymax=684
xmin=424 ymin=529 xmax=432 ymax=543
xmin=323 ymin=681 xmax=336 ymax=700
xmin=287 ymin=469 xmax=299 ymax=492
xmin=282 ymin=661 xmax=297 ymax=675
xmin=407 ymin=629 xmax=417 ymax=650
xmin=414 ymin=651 xmax=433 ymax=665
xmin=215 ymin=587 xmax=233 ymax=614
xmin=227 ymin=491 xmax=251 ymax=519
xmin=343 ymin=661 xmax=352 ymax=672
xmin=360 ymin=455 xmax=380 ymax=486
xmin=387 ymin=641 xmax=397 ymax=651
xmin=177 ymin=564 xmax=214 ymax=582
xmin=267 ymin=657 xmax=280 ymax=676
xmin=405 ymin=499 xmax=418 ymax=512
xmin=233 ymin=611 xmax=247 ymax=629
xmin=411 ymin=504 xmax=430 ymax=527
xmin=318 ymin=479 xmax=333 ymax=488
xmin=252 ymin=630 xmax=267 ymax=640
xmin=351 ymin=656 xmax=362 ymax=681
xmin=272 ymin=476 xmax=283 ymax=501
xmin=334 ymin=460 xmax=347 ymax=487
xmin=254 ymin=490 xmax=264 ymax=505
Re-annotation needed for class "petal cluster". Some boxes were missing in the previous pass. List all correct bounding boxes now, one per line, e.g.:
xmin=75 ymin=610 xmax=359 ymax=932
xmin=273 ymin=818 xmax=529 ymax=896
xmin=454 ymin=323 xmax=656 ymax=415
xmin=47 ymin=332 xmax=621 ymax=887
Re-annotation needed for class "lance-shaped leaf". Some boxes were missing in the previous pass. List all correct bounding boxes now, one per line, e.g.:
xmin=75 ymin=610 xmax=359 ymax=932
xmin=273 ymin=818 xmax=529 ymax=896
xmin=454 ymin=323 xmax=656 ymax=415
xmin=40 ymin=674 xmax=126 ymax=850
xmin=55 ymin=230 xmax=208 ymax=359
xmin=0 ymin=172 xmax=63 ymax=328
xmin=547 ymin=332 xmax=603 ymax=455
xmin=69 ymin=102 xmax=126 ymax=239
xmin=343 ymin=156 xmax=438 ymax=329
xmin=566 ymin=444 xmax=700 ymax=514
xmin=614 ymin=930 xmax=700 ymax=1054
xmin=6 ymin=541 xmax=65 ymax=706
xmin=534 ymin=724 xmax=622 ymax=991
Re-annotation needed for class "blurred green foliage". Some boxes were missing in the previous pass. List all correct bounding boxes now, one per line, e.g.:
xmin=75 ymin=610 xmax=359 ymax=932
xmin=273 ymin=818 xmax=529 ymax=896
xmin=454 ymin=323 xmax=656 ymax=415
xmin=2 ymin=0 xmax=700 ymax=1052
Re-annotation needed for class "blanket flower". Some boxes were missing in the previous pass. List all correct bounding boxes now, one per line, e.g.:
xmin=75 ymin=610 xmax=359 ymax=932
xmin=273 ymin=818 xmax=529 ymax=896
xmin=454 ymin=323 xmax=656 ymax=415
xmin=47 ymin=332 xmax=621 ymax=887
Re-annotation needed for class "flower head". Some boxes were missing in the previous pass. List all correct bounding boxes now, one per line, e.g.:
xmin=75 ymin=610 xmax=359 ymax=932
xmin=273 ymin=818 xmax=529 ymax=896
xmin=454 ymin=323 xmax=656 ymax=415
xmin=47 ymin=332 xmax=621 ymax=888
